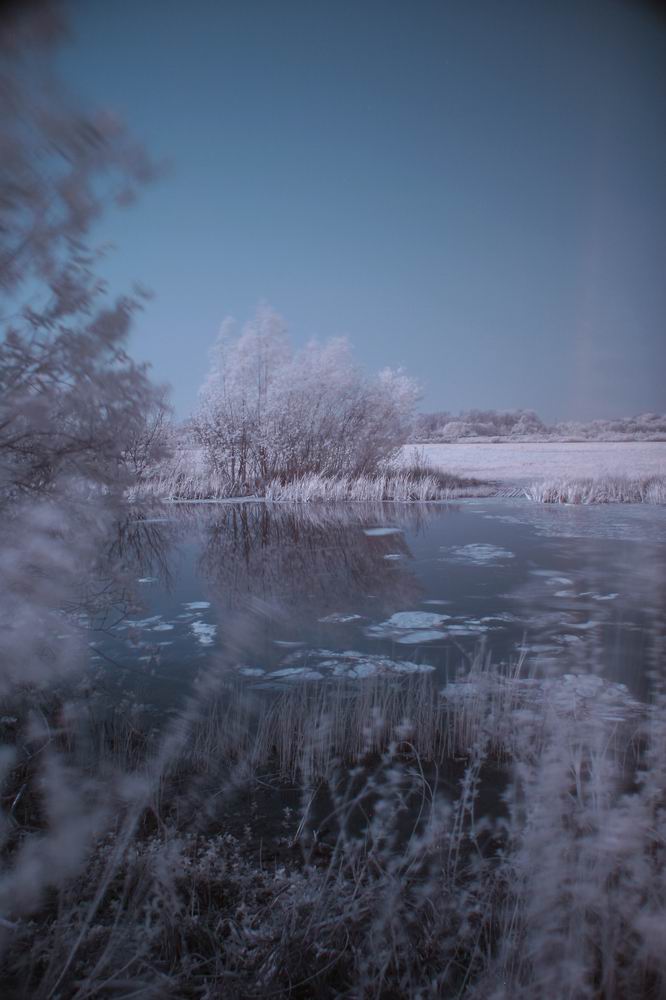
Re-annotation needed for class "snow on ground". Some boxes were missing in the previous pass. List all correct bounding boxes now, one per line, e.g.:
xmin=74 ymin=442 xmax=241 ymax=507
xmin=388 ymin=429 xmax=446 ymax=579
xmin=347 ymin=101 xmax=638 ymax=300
xmin=402 ymin=441 xmax=666 ymax=485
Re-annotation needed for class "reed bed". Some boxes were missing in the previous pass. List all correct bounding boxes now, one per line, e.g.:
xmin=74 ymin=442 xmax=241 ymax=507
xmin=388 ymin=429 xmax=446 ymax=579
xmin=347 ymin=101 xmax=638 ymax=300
xmin=1 ymin=658 xmax=664 ymax=999
xmin=129 ymin=459 xmax=491 ymax=503
xmin=524 ymin=474 xmax=666 ymax=504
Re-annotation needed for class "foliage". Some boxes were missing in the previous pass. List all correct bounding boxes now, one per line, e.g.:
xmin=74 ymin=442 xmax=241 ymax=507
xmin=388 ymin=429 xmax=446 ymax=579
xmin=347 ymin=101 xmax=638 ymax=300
xmin=0 ymin=0 xmax=165 ymax=501
xmin=1 ymin=662 xmax=664 ymax=998
xmin=414 ymin=408 xmax=666 ymax=442
xmin=192 ymin=307 xmax=420 ymax=489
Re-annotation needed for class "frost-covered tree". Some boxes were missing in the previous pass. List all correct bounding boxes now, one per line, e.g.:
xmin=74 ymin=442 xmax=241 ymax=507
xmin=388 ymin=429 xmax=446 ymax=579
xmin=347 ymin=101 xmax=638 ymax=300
xmin=0 ymin=0 xmax=163 ymax=500
xmin=194 ymin=307 xmax=420 ymax=486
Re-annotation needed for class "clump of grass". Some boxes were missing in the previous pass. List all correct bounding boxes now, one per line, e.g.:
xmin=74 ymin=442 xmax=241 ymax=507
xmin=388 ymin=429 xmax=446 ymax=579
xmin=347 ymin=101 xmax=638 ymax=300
xmin=1 ymin=662 xmax=665 ymax=999
xmin=524 ymin=474 xmax=666 ymax=504
xmin=131 ymin=467 xmax=492 ymax=503
xmin=263 ymin=470 xmax=479 ymax=502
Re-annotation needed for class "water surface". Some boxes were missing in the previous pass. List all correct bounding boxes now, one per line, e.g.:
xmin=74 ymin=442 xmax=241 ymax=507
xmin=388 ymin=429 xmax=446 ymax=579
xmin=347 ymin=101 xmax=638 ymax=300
xmin=86 ymin=498 xmax=665 ymax=708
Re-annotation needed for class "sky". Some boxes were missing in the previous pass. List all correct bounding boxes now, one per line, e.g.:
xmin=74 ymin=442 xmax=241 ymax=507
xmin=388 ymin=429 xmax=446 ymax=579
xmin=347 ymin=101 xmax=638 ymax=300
xmin=58 ymin=0 xmax=666 ymax=421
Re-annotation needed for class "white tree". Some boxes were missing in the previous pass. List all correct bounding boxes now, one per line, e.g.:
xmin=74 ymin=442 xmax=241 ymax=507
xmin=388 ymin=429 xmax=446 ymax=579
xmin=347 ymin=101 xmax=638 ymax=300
xmin=194 ymin=307 xmax=420 ymax=485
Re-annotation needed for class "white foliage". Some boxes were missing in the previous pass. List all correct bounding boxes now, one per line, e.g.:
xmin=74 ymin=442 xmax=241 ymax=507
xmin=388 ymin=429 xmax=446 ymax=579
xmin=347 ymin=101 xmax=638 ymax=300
xmin=193 ymin=307 xmax=420 ymax=485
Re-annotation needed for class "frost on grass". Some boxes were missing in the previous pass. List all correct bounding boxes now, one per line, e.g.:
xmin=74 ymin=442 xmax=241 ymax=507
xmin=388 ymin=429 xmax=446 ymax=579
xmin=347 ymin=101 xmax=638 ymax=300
xmin=443 ymin=670 xmax=641 ymax=734
xmin=525 ymin=474 xmax=666 ymax=505
xmin=441 ymin=543 xmax=515 ymax=565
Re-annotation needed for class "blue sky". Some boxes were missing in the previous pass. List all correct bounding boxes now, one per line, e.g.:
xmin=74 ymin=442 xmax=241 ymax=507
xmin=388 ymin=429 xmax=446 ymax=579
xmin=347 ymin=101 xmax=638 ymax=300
xmin=59 ymin=0 xmax=666 ymax=420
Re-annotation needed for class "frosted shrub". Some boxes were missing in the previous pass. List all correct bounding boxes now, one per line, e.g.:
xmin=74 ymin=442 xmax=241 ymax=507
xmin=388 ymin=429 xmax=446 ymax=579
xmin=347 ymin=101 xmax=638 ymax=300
xmin=191 ymin=308 xmax=420 ymax=488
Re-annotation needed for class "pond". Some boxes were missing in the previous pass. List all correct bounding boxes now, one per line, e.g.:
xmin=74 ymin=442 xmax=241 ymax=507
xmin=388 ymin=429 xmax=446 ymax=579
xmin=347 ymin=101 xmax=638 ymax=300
xmin=89 ymin=497 xmax=666 ymax=709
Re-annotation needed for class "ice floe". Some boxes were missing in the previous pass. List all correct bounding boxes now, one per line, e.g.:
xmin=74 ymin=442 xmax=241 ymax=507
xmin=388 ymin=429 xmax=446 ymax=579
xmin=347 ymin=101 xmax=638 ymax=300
xmin=123 ymin=616 xmax=163 ymax=629
xmin=395 ymin=630 xmax=447 ymax=644
xmin=383 ymin=611 xmax=451 ymax=629
xmin=441 ymin=544 xmax=515 ymax=565
xmin=270 ymin=667 xmax=325 ymax=681
xmin=318 ymin=613 xmax=364 ymax=624
xmin=363 ymin=527 xmax=403 ymax=536
xmin=190 ymin=621 xmax=217 ymax=646
xmin=442 ymin=672 xmax=641 ymax=726
xmin=276 ymin=648 xmax=435 ymax=680
xmin=184 ymin=602 xmax=211 ymax=611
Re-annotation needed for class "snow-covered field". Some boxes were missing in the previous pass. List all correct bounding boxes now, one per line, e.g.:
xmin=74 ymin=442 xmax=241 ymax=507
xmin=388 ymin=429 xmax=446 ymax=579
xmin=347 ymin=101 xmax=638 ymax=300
xmin=403 ymin=441 xmax=666 ymax=485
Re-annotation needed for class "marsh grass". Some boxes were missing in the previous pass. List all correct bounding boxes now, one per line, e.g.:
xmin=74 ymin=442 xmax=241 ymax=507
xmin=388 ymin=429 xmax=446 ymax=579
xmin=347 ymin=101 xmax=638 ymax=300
xmin=131 ymin=464 xmax=493 ymax=503
xmin=525 ymin=474 xmax=666 ymax=505
xmin=1 ymin=657 xmax=665 ymax=998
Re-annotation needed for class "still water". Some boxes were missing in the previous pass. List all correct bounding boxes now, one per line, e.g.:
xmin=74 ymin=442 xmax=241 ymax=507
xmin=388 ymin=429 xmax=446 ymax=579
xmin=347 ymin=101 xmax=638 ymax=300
xmin=90 ymin=498 xmax=665 ymax=706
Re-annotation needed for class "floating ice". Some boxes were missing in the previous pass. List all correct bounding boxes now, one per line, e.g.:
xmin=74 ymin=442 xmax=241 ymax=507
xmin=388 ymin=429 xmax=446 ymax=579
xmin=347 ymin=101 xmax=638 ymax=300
xmin=190 ymin=621 xmax=217 ymax=646
xmin=442 ymin=672 xmax=640 ymax=725
xmin=238 ymin=667 xmax=265 ymax=677
xmin=395 ymin=630 xmax=447 ymax=644
xmin=441 ymin=544 xmax=515 ymax=565
xmin=363 ymin=527 xmax=403 ymax=536
xmin=318 ymin=613 xmax=363 ymax=624
xmin=274 ymin=640 xmax=306 ymax=648
xmin=383 ymin=611 xmax=451 ymax=629
xmin=185 ymin=602 xmax=211 ymax=611
xmin=271 ymin=667 xmax=325 ymax=680
xmin=278 ymin=648 xmax=435 ymax=680
xmin=152 ymin=623 xmax=175 ymax=632
xmin=384 ymin=553 xmax=403 ymax=560
xmin=447 ymin=623 xmax=489 ymax=635
xmin=124 ymin=616 xmax=162 ymax=629
xmin=320 ymin=652 xmax=434 ymax=678
xmin=137 ymin=577 xmax=158 ymax=584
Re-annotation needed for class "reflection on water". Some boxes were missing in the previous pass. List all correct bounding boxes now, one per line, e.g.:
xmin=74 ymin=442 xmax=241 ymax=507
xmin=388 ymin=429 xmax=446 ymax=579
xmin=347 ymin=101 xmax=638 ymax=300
xmin=89 ymin=499 xmax=665 ymax=705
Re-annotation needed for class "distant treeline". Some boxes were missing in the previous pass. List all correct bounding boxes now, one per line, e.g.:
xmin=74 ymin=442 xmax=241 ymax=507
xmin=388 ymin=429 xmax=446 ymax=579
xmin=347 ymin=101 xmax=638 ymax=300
xmin=413 ymin=409 xmax=666 ymax=442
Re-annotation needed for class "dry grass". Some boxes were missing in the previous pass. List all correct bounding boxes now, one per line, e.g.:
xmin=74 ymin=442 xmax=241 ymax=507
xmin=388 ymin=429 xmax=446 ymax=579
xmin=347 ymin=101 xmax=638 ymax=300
xmin=524 ymin=474 xmax=666 ymax=504
xmin=1 ymin=657 xmax=665 ymax=999
xmin=131 ymin=467 xmax=491 ymax=503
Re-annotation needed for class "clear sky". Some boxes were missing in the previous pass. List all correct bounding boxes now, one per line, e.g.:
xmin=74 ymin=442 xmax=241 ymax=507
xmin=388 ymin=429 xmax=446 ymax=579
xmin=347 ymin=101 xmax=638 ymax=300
xmin=58 ymin=0 xmax=665 ymax=421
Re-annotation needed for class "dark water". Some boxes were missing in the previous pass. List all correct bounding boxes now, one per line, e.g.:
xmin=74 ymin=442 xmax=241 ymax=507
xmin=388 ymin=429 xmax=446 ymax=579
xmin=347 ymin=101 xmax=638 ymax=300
xmin=89 ymin=498 xmax=666 ymax=707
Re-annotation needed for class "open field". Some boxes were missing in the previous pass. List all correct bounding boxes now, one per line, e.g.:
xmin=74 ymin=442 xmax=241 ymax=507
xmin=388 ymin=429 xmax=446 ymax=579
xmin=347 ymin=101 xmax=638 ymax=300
xmin=403 ymin=440 xmax=666 ymax=486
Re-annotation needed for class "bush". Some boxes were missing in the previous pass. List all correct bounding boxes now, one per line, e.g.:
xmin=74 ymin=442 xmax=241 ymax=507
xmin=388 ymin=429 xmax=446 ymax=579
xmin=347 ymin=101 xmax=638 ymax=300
xmin=191 ymin=308 xmax=421 ymax=488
